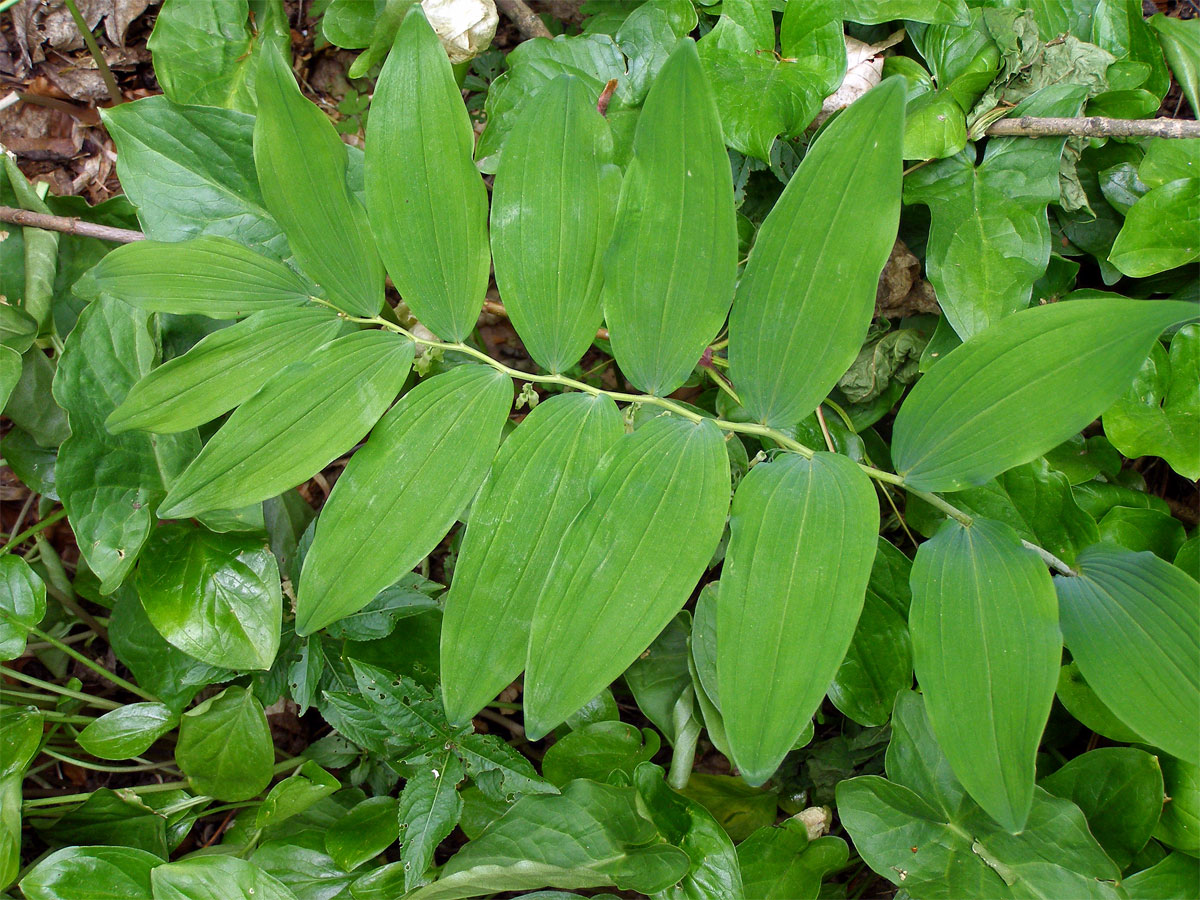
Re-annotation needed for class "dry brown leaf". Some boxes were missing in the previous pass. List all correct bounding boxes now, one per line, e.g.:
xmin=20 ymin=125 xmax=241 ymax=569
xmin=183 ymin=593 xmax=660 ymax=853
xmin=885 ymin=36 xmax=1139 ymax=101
xmin=817 ymin=29 xmax=905 ymax=125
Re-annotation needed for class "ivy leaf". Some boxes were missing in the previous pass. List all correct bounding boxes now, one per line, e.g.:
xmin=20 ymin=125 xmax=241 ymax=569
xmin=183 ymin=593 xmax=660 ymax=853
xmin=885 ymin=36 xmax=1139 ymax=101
xmin=175 ymin=686 xmax=274 ymax=801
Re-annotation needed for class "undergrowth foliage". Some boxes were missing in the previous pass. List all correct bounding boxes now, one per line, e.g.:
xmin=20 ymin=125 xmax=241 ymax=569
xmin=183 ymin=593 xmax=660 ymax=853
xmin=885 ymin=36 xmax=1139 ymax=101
xmin=1 ymin=0 xmax=1199 ymax=898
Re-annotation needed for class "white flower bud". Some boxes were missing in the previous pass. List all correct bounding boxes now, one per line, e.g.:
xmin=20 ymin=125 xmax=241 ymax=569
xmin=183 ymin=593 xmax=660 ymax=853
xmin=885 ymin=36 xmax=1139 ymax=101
xmin=422 ymin=0 xmax=498 ymax=63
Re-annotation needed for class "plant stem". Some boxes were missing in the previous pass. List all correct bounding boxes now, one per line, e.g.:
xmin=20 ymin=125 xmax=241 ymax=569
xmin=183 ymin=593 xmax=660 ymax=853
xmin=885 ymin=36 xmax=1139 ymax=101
xmin=39 ymin=747 xmax=180 ymax=774
xmin=62 ymin=0 xmax=122 ymax=106
xmin=1021 ymin=540 xmax=1077 ymax=577
xmin=3 ymin=616 xmax=156 ymax=702
xmin=985 ymin=115 xmax=1200 ymax=139
xmin=0 ymin=667 xmax=121 ymax=710
xmin=908 ymin=488 xmax=974 ymax=526
xmin=0 ymin=507 xmax=68 ymax=555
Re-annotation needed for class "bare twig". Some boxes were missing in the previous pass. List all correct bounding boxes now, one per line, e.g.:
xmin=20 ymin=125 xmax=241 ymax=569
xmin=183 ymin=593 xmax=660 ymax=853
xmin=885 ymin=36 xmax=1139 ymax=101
xmin=496 ymin=0 xmax=553 ymax=39
xmin=985 ymin=115 xmax=1200 ymax=139
xmin=0 ymin=206 xmax=143 ymax=243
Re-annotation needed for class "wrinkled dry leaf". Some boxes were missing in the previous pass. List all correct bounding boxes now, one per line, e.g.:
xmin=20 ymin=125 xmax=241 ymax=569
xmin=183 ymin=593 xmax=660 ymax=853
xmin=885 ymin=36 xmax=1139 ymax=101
xmin=875 ymin=239 xmax=939 ymax=319
xmin=817 ymin=30 xmax=904 ymax=124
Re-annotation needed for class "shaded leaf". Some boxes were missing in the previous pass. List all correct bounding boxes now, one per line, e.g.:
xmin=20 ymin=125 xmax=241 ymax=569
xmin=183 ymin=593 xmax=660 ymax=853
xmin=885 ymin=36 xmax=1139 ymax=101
xmin=0 ymin=555 xmax=46 ymax=660
xmin=175 ymin=686 xmax=274 ymax=801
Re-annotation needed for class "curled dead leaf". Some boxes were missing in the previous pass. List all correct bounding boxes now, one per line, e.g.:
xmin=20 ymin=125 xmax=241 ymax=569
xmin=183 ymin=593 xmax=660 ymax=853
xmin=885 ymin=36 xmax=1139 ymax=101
xmin=817 ymin=30 xmax=905 ymax=125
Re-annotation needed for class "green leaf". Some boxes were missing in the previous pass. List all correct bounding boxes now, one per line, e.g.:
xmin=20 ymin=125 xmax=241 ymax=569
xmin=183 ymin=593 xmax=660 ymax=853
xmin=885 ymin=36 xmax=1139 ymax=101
xmin=441 ymin=392 xmax=623 ymax=725
xmin=843 ymin=0 xmax=968 ymax=25
xmin=624 ymin=612 xmax=694 ymax=745
xmin=524 ymin=415 xmax=730 ymax=740
xmin=20 ymin=846 xmax=160 ymax=900
xmin=737 ymin=823 xmax=848 ymax=900
xmin=76 ymin=702 xmax=178 ymax=761
xmin=1149 ymin=15 xmax=1200 ymax=127
xmin=53 ymin=297 xmax=199 ymax=591
xmin=33 ymin=788 xmax=170 ymax=859
xmin=904 ymin=90 xmax=967 ymax=160
xmin=1097 ymin=506 xmax=1186 ymax=560
xmin=77 ymin=237 xmax=314 ymax=319
xmin=398 ymin=751 xmax=465 ymax=890
xmin=102 ymin=97 xmax=290 ymax=257
xmin=909 ymin=518 xmax=1060 ymax=832
xmin=892 ymin=297 xmax=1197 ymax=491
xmin=677 ymin=774 xmax=777 ymax=843
xmin=296 ymin=363 xmax=512 ymax=635
xmin=602 ymin=39 xmax=738 ymax=396
xmin=1155 ymin=754 xmax=1199 ymax=855
xmin=251 ymin=832 xmax=355 ymax=900
xmin=490 ymin=75 xmax=619 ymax=372
xmin=729 ymin=78 xmax=904 ymax=428
xmin=160 ymin=330 xmax=413 ymax=518
xmin=152 ymin=856 xmax=299 ymax=900
xmin=254 ymin=42 xmax=383 ymax=317
xmin=1110 ymin=178 xmax=1200 ymax=277
xmin=256 ymin=760 xmax=340 ymax=829
xmin=0 ymin=554 xmax=46 ymax=660
xmin=1055 ymin=544 xmax=1200 ymax=766
xmin=326 ymin=796 xmax=400 ymax=872
xmin=1125 ymin=852 xmax=1200 ymax=900
xmin=148 ymin=0 xmax=289 ymax=112
xmin=108 ymin=306 xmax=344 ymax=434
xmin=1056 ymin=662 xmax=1142 ymax=743
xmin=827 ymin=589 xmax=914 ymax=728
xmin=1 ymin=709 xmax=43 ymax=889
xmin=541 ymin=722 xmax=661 ymax=788
xmin=134 ymin=523 xmax=282 ymax=670
xmin=175 ymin=686 xmax=274 ymax=801
xmin=365 ymin=6 xmax=489 ymax=341
xmin=1040 ymin=748 xmax=1164 ymax=868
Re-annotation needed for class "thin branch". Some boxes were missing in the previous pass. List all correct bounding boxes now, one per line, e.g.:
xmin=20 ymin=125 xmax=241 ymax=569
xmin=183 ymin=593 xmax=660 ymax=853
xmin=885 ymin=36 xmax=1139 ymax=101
xmin=0 ymin=207 xmax=143 ymax=243
xmin=985 ymin=115 xmax=1200 ymax=139
xmin=496 ymin=0 xmax=553 ymax=39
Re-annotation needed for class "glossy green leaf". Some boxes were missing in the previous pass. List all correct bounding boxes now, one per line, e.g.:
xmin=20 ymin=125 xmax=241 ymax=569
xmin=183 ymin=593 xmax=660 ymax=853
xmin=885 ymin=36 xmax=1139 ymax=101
xmin=1149 ymin=14 xmax=1200 ymax=115
xmin=326 ymin=796 xmax=400 ymax=872
xmin=892 ymin=298 xmax=1197 ymax=491
xmin=910 ymin=518 xmax=1060 ymax=832
xmin=844 ymin=0 xmax=968 ymax=24
xmin=1055 ymin=544 xmax=1200 ymax=765
xmin=296 ymin=363 xmax=512 ymax=635
xmin=1056 ymin=662 xmax=1142 ymax=743
xmin=1110 ymin=178 xmax=1200 ymax=277
xmin=1125 ymin=852 xmax=1200 ymax=900
xmin=6 ymin=349 xmax=69 ymax=448
xmin=441 ymin=392 xmax=623 ymax=725
xmin=255 ymin=42 xmax=382 ymax=317
xmin=32 ymin=787 xmax=170 ymax=859
xmin=365 ymin=6 xmax=489 ymax=341
xmin=524 ymin=415 xmax=730 ymax=740
xmin=107 ymin=305 xmax=344 ymax=434
xmin=256 ymin=760 xmax=340 ymax=829
xmin=1 ymin=709 xmax=43 ymax=889
xmin=0 ymin=554 xmax=46 ymax=660
xmin=718 ymin=452 xmax=877 ymax=784
xmin=1097 ymin=506 xmax=1186 ymax=560
xmin=729 ymin=78 xmax=904 ymax=428
xmin=490 ymin=76 xmax=619 ymax=372
xmin=153 ymin=856 xmax=299 ymax=900
xmin=175 ymin=686 xmax=274 ymax=801
xmin=1040 ymin=748 xmax=1163 ymax=868
xmin=398 ymin=751 xmax=465 ymax=891
xmin=904 ymin=90 xmax=967 ymax=160
xmin=828 ymin=589 xmax=913 ymax=728
xmin=250 ymin=832 xmax=355 ymax=900
xmin=20 ymin=846 xmax=160 ymax=900
xmin=77 ymin=702 xmax=178 ymax=761
xmin=602 ymin=39 xmax=737 ymax=396
xmin=542 ymin=722 xmax=661 ymax=788
xmin=53 ymin=297 xmax=199 ymax=591
xmin=1155 ymin=754 xmax=1199 ymax=855
xmin=160 ymin=329 xmax=413 ymax=518
xmin=737 ymin=823 xmax=848 ymax=900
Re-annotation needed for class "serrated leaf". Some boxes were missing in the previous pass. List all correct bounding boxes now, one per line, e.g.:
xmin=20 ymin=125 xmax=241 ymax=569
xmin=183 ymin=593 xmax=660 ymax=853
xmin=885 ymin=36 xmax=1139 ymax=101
xmin=76 ymin=703 xmax=178 ymax=761
xmin=175 ymin=687 xmax=274 ymax=802
xmin=160 ymin=330 xmax=414 ymax=518
xmin=255 ymin=42 xmax=382 ymax=317
xmin=1055 ymin=545 xmax=1200 ymax=766
xmin=455 ymin=731 xmax=552 ymax=800
xmin=892 ymin=298 xmax=1197 ymax=492
xmin=365 ymin=6 xmax=489 ymax=341
xmin=728 ymin=78 xmax=904 ymax=428
xmin=490 ymin=75 xmax=619 ymax=373
xmin=0 ymin=555 xmax=46 ymax=660
xmin=399 ymin=751 xmax=465 ymax=891
xmin=523 ymin=415 xmax=729 ymax=739
xmin=718 ymin=452 xmax=878 ymax=785
xmin=296 ymin=364 xmax=511 ymax=635
xmin=601 ymin=39 xmax=738 ymax=397
xmin=107 ymin=305 xmax=344 ymax=434
xmin=909 ymin=518 xmax=1060 ymax=832
xmin=441 ymin=392 xmax=623 ymax=725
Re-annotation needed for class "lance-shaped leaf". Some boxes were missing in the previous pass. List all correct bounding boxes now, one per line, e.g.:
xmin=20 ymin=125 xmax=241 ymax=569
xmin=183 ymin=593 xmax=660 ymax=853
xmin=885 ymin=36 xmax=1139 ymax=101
xmin=53 ymin=297 xmax=199 ymax=591
xmin=523 ymin=415 xmax=730 ymax=740
xmin=254 ymin=42 xmax=382 ymax=317
xmin=490 ymin=75 xmax=620 ymax=373
xmin=441 ymin=392 xmax=624 ymax=726
xmin=108 ymin=306 xmax=344 ymax=434
xmin=728 ymin=78 xmax=905 ymax=428
xmin=601 ymin=39 xmax=737 ymax=397
xmin=718 ymin=453 xmax=879 ymax=785
xmin=893 ymin=298 xmax=1198 ymax=492
xmin=909 ymin=518 xmax=1060 ymax=832
xmin=160 ymin=330 xmax=414 ymax=518
xmin=366 ymin=7 xmax=490 ymax=341
xmin=1055 ymin=545 xmax=1200 ymax=766
xmin=296 ymin=364 xmax=512 ymax=635
xmin=398 ymin=751 xmax=465 ymax=891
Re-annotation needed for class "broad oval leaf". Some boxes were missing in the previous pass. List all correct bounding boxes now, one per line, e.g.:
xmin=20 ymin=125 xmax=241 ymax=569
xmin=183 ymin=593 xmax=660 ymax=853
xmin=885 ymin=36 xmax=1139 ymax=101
xmin=0 ymin=555 xmax=46 ymax=660
xmin=366 ymin=6 xmax=490 ymax=341
xmin=601 ymin=39 xmax=738 ymax=397
xmin=20 ymin=846 xmax=160 ymax=900
xmin=107 ymin=305 xmax=344 ymax=434
xmin=75 ymin=236 xmax=313 ymax=318
xmin=909 ymin=517 xmax=1061 ymax=832
xmin=326 ymin=796 xmax=399 ymax=872
xmin=153 ymin=856 xmax=299 ymax=900
xmin=491 ymin=75 xmax=620 ymax=373
xmin=255 ymin=41 xmax=383 ymax=317
xmin=729 ymin=77 xmax=905 ymax=428
xmin=1055 ymin=544 xmax=1200 ymax=766
xmin=441 ymin=392 xmax=624 ymax=725
xmin=175 ymin=686 xmax=274 ymax=801
xmin=523 ymin=415 xmax=730 ymax=740
xmin=718 ymin=452 xmax=879 ymax=785
xmin=893 ymin=298 xmax=1198 ymax=491
xmin=135 ymin=523 xmax=282 ymax=671
xmin=296 ymin=364 xmax=513 ymax=635
xmin=827 ymin=588 xmax=914 ymax=728
xmin=1109 ymin=178 xmax=1200 ymax=277
xmin=159 ymin=329 xmax=414 ymax=518
xmin=76 ymin=702 xmax=178 ymax=761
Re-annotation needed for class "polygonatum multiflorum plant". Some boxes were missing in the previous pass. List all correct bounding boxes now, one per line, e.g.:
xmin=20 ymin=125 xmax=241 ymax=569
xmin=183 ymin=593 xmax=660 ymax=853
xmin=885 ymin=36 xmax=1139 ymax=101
xmin=3 ymin=1 xmax=1200 ymax=898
